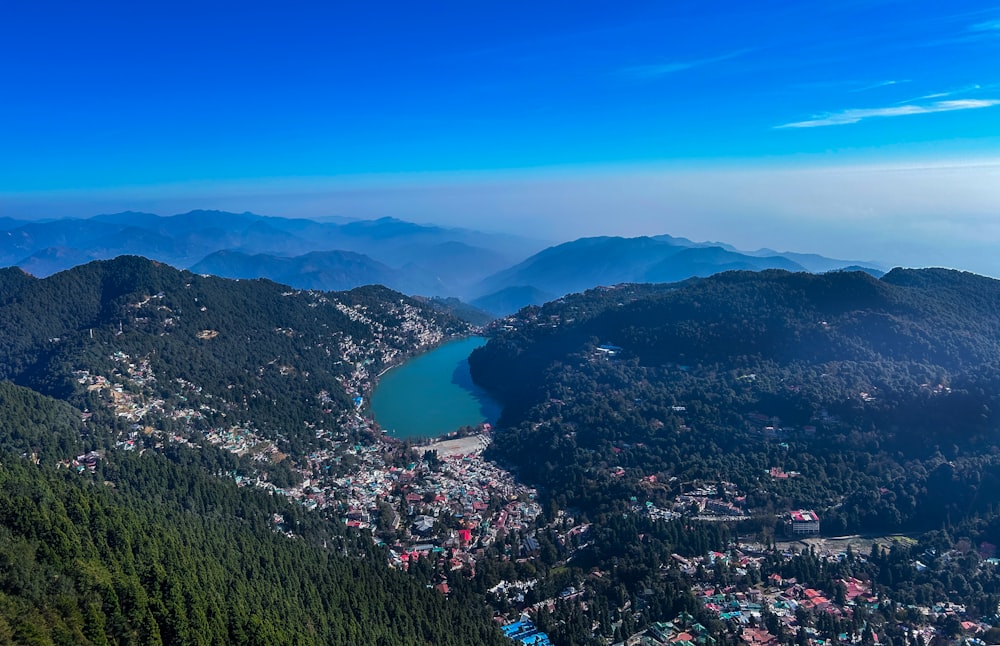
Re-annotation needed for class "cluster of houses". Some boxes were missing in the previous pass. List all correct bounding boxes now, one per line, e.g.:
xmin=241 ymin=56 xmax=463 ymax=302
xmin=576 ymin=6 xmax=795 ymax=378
xmin=671 ymin=482 xmax=750 ymax=521
xmin=379 ymin=448 xmax=542 ymax=572
xmin=619 ymin=539 xmax=993 ymax=645
xmin=73 ymin=321 xmax=545 ymax=587
xmin=77 ymin=299 xmax=1000 ymax=646
xmin=69 ymin=298 xmax=507 ymax=552
xmin=695 ymin=572 xmax=877 ymax=627
xmin=324 ymin=295 xmax=452 ymax=394
xmin=58 ymin=450 xmax=103 ymax=474
xmin=618 ymin=612 xmax=717 ymax=646
xmin=75 ymin=357 xmax=165 ymax=423
xmin=491 ymin=526 xmax=1000 ymax=646
xmin=502 ymin=616 xmax=553 ymax=645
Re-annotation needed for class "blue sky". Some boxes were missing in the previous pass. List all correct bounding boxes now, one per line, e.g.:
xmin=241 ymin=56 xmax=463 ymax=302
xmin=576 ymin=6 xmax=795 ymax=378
xmin=2 ymin=1 xmax=1000 ymax=272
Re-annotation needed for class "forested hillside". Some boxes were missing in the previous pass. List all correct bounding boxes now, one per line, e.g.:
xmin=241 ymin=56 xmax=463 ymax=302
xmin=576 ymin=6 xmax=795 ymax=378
xmin=0 ymin=256 xmax=469 ymax=461
xmin=0 ymin=257 xmax=509 ymax=644
xmin=470 ymin=269 xmax=1000 ymax=533
xmin=9 ymin=259 xmax=1000 ymax=645
xmin=0 ymin=382 xmax=506 ymax=645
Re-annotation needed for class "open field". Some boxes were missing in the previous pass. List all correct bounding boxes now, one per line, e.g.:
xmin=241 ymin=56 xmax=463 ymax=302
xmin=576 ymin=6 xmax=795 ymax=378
xmin=775 ymin=533 xmax=919 ymax=555
xmin=415 ymin=434 xmax=490 ymax=458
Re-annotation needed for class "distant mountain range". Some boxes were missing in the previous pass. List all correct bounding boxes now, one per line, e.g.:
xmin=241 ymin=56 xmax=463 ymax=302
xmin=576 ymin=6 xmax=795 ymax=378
xmin=1 ymin=211 xmax=545 ymax=297
xmin=470 ymin=285 xmax=557 ymax=315
xmin=0 ymin=211 xmax=883 ymax=316
xmin=190 ymin=249 xmax=446 ymax=295
xmin=469 ymin=235 xmax=883 ymax=314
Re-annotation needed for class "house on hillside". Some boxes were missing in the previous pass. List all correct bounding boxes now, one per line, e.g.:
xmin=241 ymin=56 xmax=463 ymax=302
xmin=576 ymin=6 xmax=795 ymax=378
xmin=413 ymin=515 xmax=435 ymax=534
xmin=596 ymin=344 xmax=622 ymax=357
xmin=786 ymin=510 xmax=820 ymax=536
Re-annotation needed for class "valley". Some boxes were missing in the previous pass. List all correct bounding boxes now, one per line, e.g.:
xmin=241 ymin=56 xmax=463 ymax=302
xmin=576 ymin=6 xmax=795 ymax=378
xmin=7 ymin=2 xmax=999 ymax=644
xmin=1 ymin=255 xmax=1000 ymax=645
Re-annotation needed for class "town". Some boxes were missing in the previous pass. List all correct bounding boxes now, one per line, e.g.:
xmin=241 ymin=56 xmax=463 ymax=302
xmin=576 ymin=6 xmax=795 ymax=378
xmin=63 ymin=290 xmax=1000 ymax=646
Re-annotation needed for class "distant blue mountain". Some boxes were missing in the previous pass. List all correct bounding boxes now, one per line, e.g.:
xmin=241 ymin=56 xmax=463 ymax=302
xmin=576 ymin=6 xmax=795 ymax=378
xmin=471 ymin=236 xmax=883 ymax=314
xmin=0 ymin=211 xmax=546 ymax=294
xmin=749 ymin=248 xmax=883 ymax=273
xmin=0 ymin=211 xmax=885 ymax=311
xmin=471 ymin=286 xmax=556 ymax=316
xmin=14 ymin=247 xmax=98 ymax=278
xmin=475 ymin=236 xmax=802 ymax=294
xmin=190 ymin=249 xmax=446 ymax=295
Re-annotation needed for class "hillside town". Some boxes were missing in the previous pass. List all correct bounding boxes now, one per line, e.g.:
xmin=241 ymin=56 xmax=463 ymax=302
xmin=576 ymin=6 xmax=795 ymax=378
xmin=494 ymin=529 xmax=1000 ymax=646
xmin=70 ymin=329 xmax=1000 ymax=646
xmin=61 ymin=290 xmax=1000 ymax=646
xmin=70 ymin=292 xmax=548 ymax=581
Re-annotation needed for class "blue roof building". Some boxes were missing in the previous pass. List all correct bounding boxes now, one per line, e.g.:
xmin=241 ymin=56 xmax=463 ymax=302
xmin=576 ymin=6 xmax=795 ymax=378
xmin=502 ymin=618 xmax=553 ymax=646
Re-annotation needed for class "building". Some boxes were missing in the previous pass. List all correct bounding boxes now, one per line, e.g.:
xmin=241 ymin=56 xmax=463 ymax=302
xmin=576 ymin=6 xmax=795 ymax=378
xmin=502 ymin=618 xmax=552 ymax=645
xmin=596 ymin=344 xmax=623 ymax=357
xmin=788 ymin=510 xmax=820 ymax=535
xmin=413 ymin=515 xmax=435 ymax=534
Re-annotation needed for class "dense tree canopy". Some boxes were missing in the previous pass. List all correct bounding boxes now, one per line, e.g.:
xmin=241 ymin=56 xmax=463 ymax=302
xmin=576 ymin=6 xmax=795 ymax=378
xmin=471 ymin=269 xmax=1000 ymax=531
xmin=0 ymin=259 xmax=506 ymax=645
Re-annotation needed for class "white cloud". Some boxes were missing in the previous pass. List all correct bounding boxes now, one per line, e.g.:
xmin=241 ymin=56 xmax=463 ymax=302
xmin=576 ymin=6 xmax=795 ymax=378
xmin=970 ymin=19 xmax=1000 ymax=31
xmin=902 ymin=83 xmax=987 ymax=102
xmin=914 ymin=92 xmax=951 ymax=100
xmin=622 ymin=49 xmax=751 ymax=78
xmin=850 ymin=79 xmax=909 ymax=93
xmin=776 ymin=98 xmax=1000 ymax=128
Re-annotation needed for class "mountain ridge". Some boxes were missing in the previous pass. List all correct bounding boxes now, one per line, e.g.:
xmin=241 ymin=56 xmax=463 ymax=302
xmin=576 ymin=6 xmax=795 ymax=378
xmin=470 ymin=235 xmax=882 ymax=314
xmin=1 ymin=212 xmax=884 ymax=313
xmin=469 ymin=267 xmax=1000 ymax=533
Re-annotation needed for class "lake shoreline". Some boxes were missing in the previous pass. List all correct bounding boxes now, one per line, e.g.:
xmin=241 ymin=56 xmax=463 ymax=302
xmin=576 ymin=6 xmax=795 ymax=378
xmin=369 ymin=336 xmax=501 ymax=440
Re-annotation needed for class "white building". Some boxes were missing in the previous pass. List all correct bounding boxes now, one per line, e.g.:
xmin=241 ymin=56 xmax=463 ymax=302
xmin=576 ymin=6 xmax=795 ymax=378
xmin=788 ymin=509 xmax=820 ymax=535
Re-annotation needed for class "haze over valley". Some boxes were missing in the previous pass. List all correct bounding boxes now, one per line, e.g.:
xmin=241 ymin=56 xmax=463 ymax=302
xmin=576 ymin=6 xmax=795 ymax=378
xmin=0 ymin=210 xmax=886 ymax=315
xmin=3 ymin=1 xmax=1000 ymax=645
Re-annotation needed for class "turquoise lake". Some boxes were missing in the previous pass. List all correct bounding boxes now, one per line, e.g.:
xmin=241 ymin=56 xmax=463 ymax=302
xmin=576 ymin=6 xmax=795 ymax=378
xmin=369 ymin=336 xmax=502 ymax=439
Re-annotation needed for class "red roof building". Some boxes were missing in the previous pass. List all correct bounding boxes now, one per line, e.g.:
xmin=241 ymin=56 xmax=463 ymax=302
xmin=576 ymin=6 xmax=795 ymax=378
xmin=788 ymin=509 xmax=820 ymax=535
